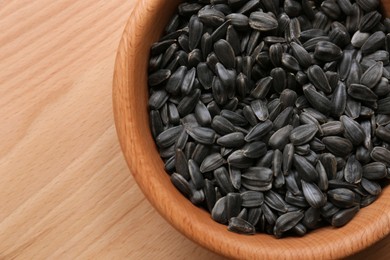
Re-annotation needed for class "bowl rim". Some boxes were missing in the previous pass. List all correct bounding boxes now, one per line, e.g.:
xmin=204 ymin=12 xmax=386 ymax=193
xmin=113 ymin=0 xmax=390 ymax=259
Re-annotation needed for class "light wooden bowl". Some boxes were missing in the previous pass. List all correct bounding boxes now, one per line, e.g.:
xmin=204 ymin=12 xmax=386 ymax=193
xmin=113 ymin=1 xmax=390 ymax=259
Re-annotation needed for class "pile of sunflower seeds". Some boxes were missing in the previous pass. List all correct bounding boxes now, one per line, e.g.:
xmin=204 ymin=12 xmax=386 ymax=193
xmin=147 ymin=0 xmax=390 ymax=237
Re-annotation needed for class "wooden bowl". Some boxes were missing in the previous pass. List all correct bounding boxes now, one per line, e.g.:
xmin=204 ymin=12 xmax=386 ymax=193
xmin=113 ymin=1 xmax=390 ymax=259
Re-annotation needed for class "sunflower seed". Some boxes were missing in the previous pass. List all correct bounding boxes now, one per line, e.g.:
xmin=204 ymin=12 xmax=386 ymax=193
xmin=245 ymin=120 xmax=273 ymax=142
xmin=359 ymin=11 xmax=382 ymax=33
xmin=241 ymin=191 xmax=264 ymax=207
xmin=171 ymin=172 xmax=193 ymax=198
xmin=267 ymin=125 xmax=292 ymax=150
xmin=214 ymin=39 xmax=236 ymax=69
xmin=373 ymin=77 xmax=390 ymax=97
xmin=211 ymin=115 xmax=236 ymax=135
xmin=289 ymin=42 xmax=311 ymax=69
xmin=226 ymin=193 xmax=242 ymax=219
xmin=301 ymin=180 xmax=327 ymax=208
xmin=250 ymin=99 xmax=269 ymax=121
xmin=289 ymin=124 xmax=318 ymax=146
xmin=360 ymin=195 xmax=378 ymax=207
xmin=336 ymin=0 xmax=353 ymax=15
xmin=360 ymin=62 xmax=384 ymax=89
xmin=363 ymin=162 xmax=387 ymax=180
xmin=156 ymin=126 xmax=183 ymax=149
xmin=351 ymin=31 xmax=370 ymax=48
xmin=361 ymin=178 xmax=381 ymax=196
xmin=214 ymin=166 xmax=235 ymax=195
xmin=370 ymin=147 xmax=390 ymax=166
xmin=340 ymin=115 xmax=365 ymax=146
xmin=186 ymin=126 xmax=216 ymax=145
xmin=328 ymin=188 xmax=356 ymax=208
xmin=331 ymin=206 xmax=359 ymax=227
xmin=321 ymin=121 xmax=343 ymax=137
xmin=314 ymin=41 xmax=343 ymax=62
xmin=302 ymin=207 xmax=321 ymax=230
xmin=273 ymin=106 xmax=293 ymax=130
xmin=281 ymin=53 xmax=301 ymax=72
xmin=376 ymin=126 xmax=390 ymax=143
xmin=287 ymin=17 xmax=301 ymax=41
xmin=271 ymin=67 xmax=287 ymax=94
xmin=250 ymin=76 xmax=273 ymax=99
xmin=228 ymin=217 xmax=256 ymax=235
xmin=229 ymin=167 xmax=241 ymax=190
xmin=293 ymin=154 xmax=319 ymax=182
xmin=348 ymin=84 xmax=378 ymax=102
xmin=264 ymin=190 xmax=288 ymax=213
xmin=356 ymin=0 xmax=379 ymax=12
xmin=322 ymin=136 xmax=353 ymax=157
xmin=274 ymin=211 xmax=304 ymax=238
xmin=247 ymin=207 xmax=262 ymax=226
xmin=361 ymin=32 xmax=385 ymax=55
xmin=317 ymin=161 xmax=329 ymax=191
xmin=313 ymin=11 xmax=329 ymax=30
xmin=343 ymin=155 xmax=363 ymax=184
xmin=226 ymin=13 xmax=249 ymax=30
xmin=212 ymin=196 xmax=228 ymax=224
xmin=249 ymin=11 xmax=278 ymax=31
xmin=377 ymin=97 xmax=390 ymax=114
xmin=200 ymin=153 xmax=226 ymax=173
xmin=303 ymin=84 xmax=332 ymax=115
xmin=188 ymin=159 xmax=205 ymax=189
xmin=228 ymin=150 xmax=254 ymax=169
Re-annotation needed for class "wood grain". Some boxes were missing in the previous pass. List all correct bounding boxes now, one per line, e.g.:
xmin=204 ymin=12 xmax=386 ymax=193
xmin=0 ymin=0 xmax=389 ymax=259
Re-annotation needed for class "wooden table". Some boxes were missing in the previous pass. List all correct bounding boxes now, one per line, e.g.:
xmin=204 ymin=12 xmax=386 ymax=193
xmin=0 ymin=1 xmax=389 ymax=259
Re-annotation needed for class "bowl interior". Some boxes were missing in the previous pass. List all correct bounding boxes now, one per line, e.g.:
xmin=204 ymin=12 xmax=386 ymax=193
xmin=113 ymin=1 xmax=390 ymax=259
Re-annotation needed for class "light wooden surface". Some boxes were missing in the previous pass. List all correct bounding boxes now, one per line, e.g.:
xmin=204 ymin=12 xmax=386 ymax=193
xmin=0 ymin=1 xmax=389 ymax=259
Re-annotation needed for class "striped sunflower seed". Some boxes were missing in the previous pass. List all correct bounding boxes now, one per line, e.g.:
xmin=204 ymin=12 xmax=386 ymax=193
xmin=251 ymin=76 xmax=273 ymax=99
xmin=249 ymin=11 xmax=278 ymax=31
xmin=361 ymin=178 xmax=381 ymax=196
xmin=328 ymin=188 xmax=357 ymax=208
xmin=370 ymin=147 xmax=390 ymax=166
xmin=340 ymin=115 xmax=365 ymax=146
xmin=307 ymin=65 xmax=332 ymax=93
xmin=302 ymin=180 xmax=327 ymax=208
xmin=331 ymin=82 xmax=347 ymax=117
xmin=331 ymin=206 xmax=359 ymax=227
xmin=344 ymin=155 xmax=363 ymax=184
xmin=228 ymin=217 xmax=256 ymax=235
xmin=251 ymin=99 xmax=269 ymax=121
xmin=245 ymin=120 xmax=273 ymax=142
xmin=212 ymin=196 xmax=228 ymax=224
xmin=274 ymin=211 xmax=304 ymax=238
xmin=293 ymin=154 xmax=319 ymax=182
xmin=303 ymin=84 xmax=332 ymax=115
xmin=242 ymin=141 xmax=267 ymax=159
xmin=227 ymin=150 xmax=254 ymax=169
xmin=322 ymin=136 xmax=353 ymax=157
xmin=240 ymin=191 xmax=264 ymax=207
xmin=348 ymin=83 xmax=378 ymax=102
xmin=171 ymin=172 xmax=194 ymax=199
xmin=269 ymin=125 xmax=294 ymax=150
xmin=361 ymin=31 xmax=385 ymax=55
xmin=359 ymin=11 xmax=381 ymax=33
xmin=200 ymin=153 xmax=226 ymax=173
xmin=214 ymin=167 xmax=235 ymax=195
xmin=363 ymin=162 xmax=387 ymax=180
xmin=314 ymin=41 xmax=343 ymax=62
xmin=289 ymin=124 xmax=318 ymax=146
xmin=361 ymin=62 xmax=383 ymax=88
xmin=265 ymin=190 xmax=288 ymax=213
